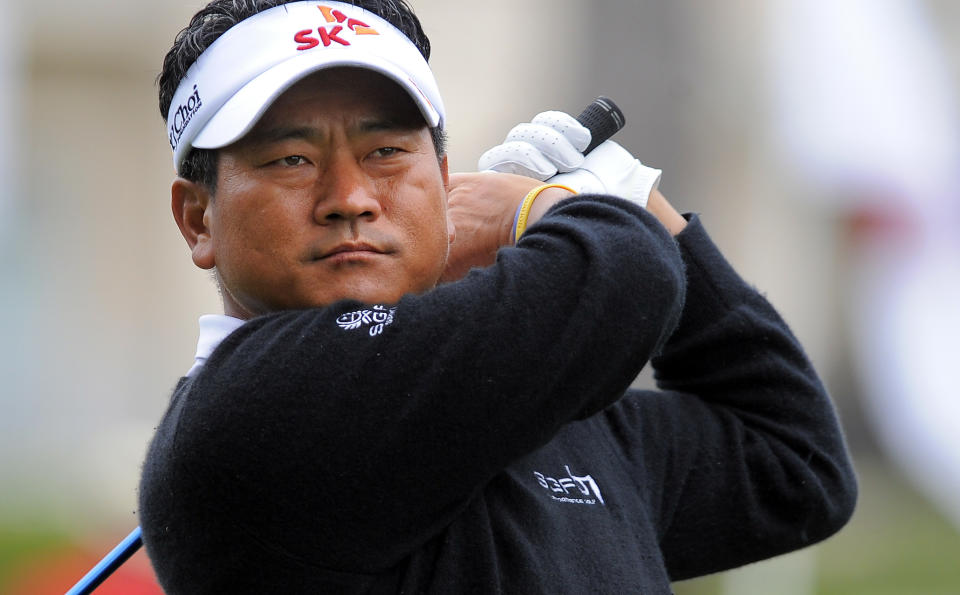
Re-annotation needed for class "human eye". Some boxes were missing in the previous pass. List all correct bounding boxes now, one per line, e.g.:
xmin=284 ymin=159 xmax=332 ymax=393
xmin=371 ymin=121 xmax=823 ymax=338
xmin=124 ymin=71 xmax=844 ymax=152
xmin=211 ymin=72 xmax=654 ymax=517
xmin=261 ymin=153 xmax=310 ymax=168
xmin=276 ymin=155 xmax=308 ymax=167
xmin=370 ymin=147 xmax=402 ymax=158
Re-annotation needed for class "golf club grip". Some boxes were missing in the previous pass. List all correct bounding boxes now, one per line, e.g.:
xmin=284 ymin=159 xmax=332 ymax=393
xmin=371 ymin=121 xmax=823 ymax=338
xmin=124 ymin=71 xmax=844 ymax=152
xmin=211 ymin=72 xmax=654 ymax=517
xmin=576 ymin=96 xmax=626 ymax=154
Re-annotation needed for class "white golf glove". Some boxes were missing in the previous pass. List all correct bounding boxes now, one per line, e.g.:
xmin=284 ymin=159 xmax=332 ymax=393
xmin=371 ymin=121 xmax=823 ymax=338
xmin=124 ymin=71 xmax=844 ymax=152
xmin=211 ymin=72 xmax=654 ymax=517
xmin=478 ymin=111 xmax=590 ymax=178
xmin=478 ymin=111 xmax=661 ymax=209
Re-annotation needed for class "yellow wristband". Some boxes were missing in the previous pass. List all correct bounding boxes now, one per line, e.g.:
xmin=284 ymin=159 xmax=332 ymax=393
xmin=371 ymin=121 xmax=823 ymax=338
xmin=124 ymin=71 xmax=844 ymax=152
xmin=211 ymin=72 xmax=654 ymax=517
xmin=514 ymin=184 xmax=577 ymax=242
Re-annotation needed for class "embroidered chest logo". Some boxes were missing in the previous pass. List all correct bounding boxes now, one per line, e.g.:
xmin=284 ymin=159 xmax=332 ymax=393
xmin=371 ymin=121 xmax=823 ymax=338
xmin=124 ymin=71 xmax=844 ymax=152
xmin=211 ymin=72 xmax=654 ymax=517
xmin=294 ymin=5 xmax=380 ymax=50
xmin=533 ymin=465 xmax=605 ymax=506
xmin=336 ymin=305 xmax=396 ymax=336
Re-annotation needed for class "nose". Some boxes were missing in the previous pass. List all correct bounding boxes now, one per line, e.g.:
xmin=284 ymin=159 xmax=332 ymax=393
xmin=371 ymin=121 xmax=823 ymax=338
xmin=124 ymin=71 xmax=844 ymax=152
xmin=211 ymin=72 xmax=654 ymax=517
xmin=313 ymin=153 xmax=383 ymax=225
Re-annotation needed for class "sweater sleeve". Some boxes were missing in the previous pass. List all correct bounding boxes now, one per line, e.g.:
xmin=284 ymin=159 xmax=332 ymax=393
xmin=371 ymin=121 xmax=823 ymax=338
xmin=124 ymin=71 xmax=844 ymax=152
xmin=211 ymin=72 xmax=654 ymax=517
xmin=602 ymin=215 xmax=857 ymax=579
xmin=139 ymin=195 xmax=686 ymax=577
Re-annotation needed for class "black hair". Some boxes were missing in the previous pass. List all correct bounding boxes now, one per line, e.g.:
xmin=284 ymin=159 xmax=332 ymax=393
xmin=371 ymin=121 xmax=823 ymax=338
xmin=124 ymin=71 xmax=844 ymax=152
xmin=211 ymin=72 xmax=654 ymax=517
xmin=159 ymin=0 xmax=445 ymax=190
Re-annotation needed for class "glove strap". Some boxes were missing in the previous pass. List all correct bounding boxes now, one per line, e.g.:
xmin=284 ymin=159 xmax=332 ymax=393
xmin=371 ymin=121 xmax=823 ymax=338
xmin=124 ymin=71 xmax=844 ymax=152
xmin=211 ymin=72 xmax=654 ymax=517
xmin=513 ymin=184 xmax=578 ymax=242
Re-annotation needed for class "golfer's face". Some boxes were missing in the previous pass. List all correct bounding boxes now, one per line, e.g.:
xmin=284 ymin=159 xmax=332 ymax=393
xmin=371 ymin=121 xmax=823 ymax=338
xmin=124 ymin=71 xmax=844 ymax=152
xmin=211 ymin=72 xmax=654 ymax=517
xmin=206 ymin=68 xmax=451 ymax=317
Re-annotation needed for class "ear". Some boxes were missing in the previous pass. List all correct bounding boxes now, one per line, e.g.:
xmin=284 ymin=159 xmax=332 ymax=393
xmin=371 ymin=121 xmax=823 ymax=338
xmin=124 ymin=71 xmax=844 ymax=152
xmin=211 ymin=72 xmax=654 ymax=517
xmin=171 ymin=177 xmax=216 ymax=270
xmin=440 ymin=155 xmax=455 ymax=245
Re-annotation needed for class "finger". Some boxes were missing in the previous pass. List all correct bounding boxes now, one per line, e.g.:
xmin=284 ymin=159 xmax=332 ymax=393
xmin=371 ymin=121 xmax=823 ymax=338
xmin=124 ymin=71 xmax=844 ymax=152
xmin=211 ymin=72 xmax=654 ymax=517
xmin=477 ymin=141 xmax=558 ymax=180
xmin=531 ymin=110 xmax=592 ymax=153
xmin=504 ymin=123 xmax=584 ymax=172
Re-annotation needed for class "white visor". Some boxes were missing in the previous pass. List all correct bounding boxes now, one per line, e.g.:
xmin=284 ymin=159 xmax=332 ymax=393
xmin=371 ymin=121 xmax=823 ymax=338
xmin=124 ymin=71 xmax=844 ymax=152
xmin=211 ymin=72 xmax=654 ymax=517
xmin=166 ymin=1 xmax=445 ymax=173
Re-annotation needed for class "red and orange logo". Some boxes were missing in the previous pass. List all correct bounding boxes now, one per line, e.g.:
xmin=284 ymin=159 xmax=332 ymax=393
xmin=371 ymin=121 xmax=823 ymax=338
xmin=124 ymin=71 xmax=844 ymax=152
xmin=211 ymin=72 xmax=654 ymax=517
xmin=294 ymin=4 xmax=379 ymax=50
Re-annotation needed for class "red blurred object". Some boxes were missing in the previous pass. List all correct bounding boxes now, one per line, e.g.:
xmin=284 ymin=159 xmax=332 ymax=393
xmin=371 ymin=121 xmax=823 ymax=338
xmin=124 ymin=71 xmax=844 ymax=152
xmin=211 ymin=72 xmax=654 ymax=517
xmin=846 ymin=203 xmax=919 ymax=242
xmin=3 ymin=541 xmax=162 ymax=595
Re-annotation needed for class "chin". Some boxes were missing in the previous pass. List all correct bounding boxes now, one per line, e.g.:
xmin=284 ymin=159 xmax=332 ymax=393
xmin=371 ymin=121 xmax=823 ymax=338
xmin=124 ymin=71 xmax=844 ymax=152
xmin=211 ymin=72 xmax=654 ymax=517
xmin=333 ymin=279 xmax=438 ymax=307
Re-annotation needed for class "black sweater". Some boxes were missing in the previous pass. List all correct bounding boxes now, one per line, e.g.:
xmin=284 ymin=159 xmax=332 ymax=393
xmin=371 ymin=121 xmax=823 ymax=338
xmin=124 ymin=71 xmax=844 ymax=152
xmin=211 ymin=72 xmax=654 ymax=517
xmin=139 ymin=196 xmax=857 ymax=593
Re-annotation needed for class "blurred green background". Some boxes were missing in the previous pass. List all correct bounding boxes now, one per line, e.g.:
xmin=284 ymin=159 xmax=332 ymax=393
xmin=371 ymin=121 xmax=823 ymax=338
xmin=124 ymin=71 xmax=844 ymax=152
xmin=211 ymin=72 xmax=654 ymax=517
xmin=676 ymin=458 xmax=960 ymax=595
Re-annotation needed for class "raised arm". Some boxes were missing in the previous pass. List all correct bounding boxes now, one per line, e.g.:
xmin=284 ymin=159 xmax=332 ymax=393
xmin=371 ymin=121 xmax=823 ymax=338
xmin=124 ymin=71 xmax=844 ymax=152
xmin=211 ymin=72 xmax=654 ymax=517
xmin=462 ymin=113 xmax=856 ymax=576
xmin=606 ymin=214 xmax=857 ymax=578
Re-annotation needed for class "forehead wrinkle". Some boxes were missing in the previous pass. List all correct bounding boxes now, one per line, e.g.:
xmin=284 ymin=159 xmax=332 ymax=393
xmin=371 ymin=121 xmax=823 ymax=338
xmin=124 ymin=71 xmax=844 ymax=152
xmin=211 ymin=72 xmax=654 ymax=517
xmin=245 ymin=69 xmax=426 ymax=146
xmin=248 ymin=114 xmax=424 ymax=149
xmin=248 ymin=125 xmax=323 ymax=146
xmin=356 ymin=115 xmax=423 ymax=134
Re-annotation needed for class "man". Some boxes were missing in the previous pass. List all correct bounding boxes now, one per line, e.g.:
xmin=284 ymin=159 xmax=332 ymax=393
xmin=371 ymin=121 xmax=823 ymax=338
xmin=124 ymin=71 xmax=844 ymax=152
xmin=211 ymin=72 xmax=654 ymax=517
xmin=139 ymin=1 xmax=857 ymax=593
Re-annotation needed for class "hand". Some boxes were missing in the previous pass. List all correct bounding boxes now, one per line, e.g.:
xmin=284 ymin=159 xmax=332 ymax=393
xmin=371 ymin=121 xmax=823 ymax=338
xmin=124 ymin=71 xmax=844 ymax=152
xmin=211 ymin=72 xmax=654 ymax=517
xmin=441 ymin=172 xmax=538 ymax=283
xmin=478 ymin=111 xmax=661 ymax=210
xmin=548 ymin=140 xmax=661 ymax=210
xmin=478 ymin=111 xmax=590 ymax=179
xmin=441 ymin=172 xmax=574 ymax=283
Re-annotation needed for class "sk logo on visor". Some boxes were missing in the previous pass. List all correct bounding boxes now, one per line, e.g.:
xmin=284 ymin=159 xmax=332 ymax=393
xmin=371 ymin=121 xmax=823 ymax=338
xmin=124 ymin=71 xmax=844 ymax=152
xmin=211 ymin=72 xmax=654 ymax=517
xmin=294 ymin=4 xmax=380 ymax=50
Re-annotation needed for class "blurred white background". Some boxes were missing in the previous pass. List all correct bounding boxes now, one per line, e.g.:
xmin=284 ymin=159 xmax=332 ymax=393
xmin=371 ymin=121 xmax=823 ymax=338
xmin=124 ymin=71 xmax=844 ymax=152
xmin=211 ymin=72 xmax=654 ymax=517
xmin=1 ymin=1 xmax=958 ymax=592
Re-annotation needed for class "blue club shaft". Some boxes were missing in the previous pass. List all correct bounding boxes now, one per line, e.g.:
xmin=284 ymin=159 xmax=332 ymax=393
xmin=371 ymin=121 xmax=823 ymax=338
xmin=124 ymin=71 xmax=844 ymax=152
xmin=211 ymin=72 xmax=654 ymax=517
xmin=65 ymin=526 xmax=143 ymax=595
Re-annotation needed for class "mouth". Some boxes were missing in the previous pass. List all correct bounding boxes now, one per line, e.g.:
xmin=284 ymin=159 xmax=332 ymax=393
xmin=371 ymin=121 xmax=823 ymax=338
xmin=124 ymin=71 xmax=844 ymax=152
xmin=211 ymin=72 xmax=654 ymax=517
xmin=314 ymin=242 xmax=390 ymax=261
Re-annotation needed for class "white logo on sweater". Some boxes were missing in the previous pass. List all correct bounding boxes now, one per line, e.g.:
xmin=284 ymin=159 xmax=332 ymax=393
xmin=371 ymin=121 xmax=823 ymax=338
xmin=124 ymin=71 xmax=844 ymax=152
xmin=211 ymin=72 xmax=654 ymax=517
xmin=336 ymin=305 xmax=397 ymax=336
xmin=534 ymin=465 xmax=605 ymax=505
